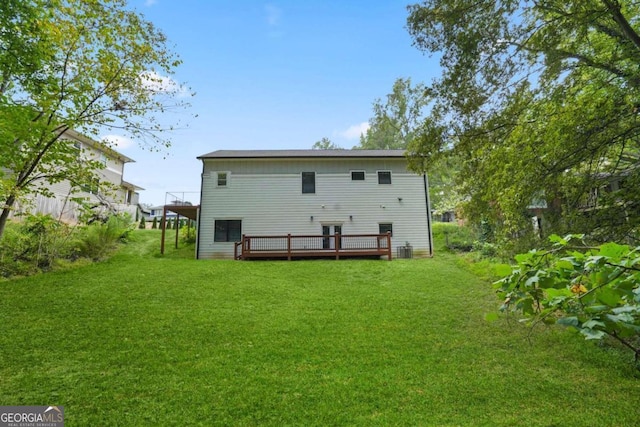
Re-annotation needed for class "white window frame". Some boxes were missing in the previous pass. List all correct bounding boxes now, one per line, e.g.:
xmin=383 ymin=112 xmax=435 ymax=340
xmin=216 ymin=171 xmax=230 ymax=187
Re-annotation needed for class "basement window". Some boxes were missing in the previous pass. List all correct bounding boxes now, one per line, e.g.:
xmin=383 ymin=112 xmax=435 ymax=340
xmin=214 ymin=220 xmax=242 ymax=242
xmin=379 ymin=223 xmax=393 ymax=236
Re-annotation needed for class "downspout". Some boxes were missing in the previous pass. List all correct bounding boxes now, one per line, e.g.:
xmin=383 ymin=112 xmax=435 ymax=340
xmin=423 ymin=173 xmax=434 ymax=257
xmin=196 ymin=159 xmax=205 ymax=259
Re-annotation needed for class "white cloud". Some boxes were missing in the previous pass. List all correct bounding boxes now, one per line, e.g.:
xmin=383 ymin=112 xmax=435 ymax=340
xmin=102 ymin=134 xmax=135 ymax=150
xmin=338 ymin=122 xmax=370 ymax=140
xmin=140 ymin=70 xmax=189 ymax=97
xmin=265 ymin=4 xmax=282 ymax=26
xmin=144 ymin=0 xmax=157 ymax=6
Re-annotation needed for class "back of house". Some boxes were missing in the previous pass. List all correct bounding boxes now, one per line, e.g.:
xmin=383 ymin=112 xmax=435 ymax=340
xmin=196 ymin=149 xmax=433 ymax=260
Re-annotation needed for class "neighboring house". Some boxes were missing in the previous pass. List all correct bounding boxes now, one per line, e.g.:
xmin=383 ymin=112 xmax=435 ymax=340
xmin=15 ymin=129 xmax=143 ymax=222
xmin=148 ymin=205 xmax=177 ymax=220
xmin=196 ymin=149 xmax=434 ymax=259
xmin=148 ymin=201 xmax=195 ymax=221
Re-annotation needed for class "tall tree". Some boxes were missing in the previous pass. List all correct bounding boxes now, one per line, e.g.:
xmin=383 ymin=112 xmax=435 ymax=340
xmin=358 ymin=77 xmax=430 ymax=150
xmin=406 ymin=1 xmax=640 ymax=243
xmin=0 ymin=0 xmax=190 ymax=241
xmin=312 ymin=137 xmax=341 ymax=150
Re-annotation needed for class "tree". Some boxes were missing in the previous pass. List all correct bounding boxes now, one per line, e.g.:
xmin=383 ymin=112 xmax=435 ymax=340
xmin=406 ymin=1 xmax=640 ymax=243
xmin=312 ymin=137 xmax=341 ymax=150
xmin=357 ymin=77 xmax=430 ymax=150
xmin=495 ymin=234 xmax=640 ymax=363
xmin=151 ymin=217 xmax=158 ymax=229
xmin=357 ymin=77 xmax=461 ymax=216
xmin=0 ymin=0 xmax=191 ymax=241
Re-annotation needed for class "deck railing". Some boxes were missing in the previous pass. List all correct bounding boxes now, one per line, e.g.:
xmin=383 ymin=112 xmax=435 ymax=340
xmin=234 ymin=233 xmax=392 ymax=260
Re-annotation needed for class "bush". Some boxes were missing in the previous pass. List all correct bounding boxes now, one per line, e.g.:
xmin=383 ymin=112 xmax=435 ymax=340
xmin=494 ymin=234 xmax=640 ymax=365
xmin=77 ymin=214 xmax=133 ymax=260
xmin=138 ymin=217 xmax=146 ymax=229
xmin=151 ymin=217 xmax=158 ymax=229
xmin=180 ymin=223 xmax=197 ymax=244
xmin=0 ymin=215 xmax=77 ymax=277
xmin=472 ymin=241 xmax=498 ymax=258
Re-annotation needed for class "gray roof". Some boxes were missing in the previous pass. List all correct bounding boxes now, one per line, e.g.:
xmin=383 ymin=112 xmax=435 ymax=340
xmin=198 ymin=149 xmax=407 ymax=160
xmin=121 ymin=180 xmax=144 ymax=191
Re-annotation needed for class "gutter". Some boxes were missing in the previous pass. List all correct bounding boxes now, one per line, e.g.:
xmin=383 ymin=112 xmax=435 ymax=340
xmin=196 ymin=159 xmax=205 ymax=259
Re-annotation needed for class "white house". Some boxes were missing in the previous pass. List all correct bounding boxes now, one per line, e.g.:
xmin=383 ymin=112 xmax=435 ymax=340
xmin=15 ymin=129 xmax=143 ymax=222
xmin=196 ymin=149 xmax=433 ymax=260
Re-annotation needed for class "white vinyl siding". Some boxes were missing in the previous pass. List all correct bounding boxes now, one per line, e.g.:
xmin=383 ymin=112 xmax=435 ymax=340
xmin=12 ymin=132 xmax=138 ymax=222
xmin=198 ymin=158 xmax=431 ymax=259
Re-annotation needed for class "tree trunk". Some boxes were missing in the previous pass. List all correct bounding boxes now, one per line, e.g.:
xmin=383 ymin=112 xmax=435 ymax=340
xmin=0 ymin=195 xmax=17 ymax=242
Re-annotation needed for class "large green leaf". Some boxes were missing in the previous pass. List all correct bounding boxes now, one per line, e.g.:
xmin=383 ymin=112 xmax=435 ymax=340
xmin=598 ymin=243 xmax=630 ymax=260
xmin=557 ymin=317 xmax=579 ymax=327
xmin=596 ymin=287 xmax=621 ymax=307
xmin=579 ymin=328 xmax=607 ymax=340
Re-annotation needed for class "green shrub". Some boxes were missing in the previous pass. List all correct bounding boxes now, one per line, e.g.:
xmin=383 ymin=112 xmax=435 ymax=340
xmin=472 ymin=241 xmax=498 ymax=258
xmin=77 ymin=214 xmax=133 ymax=260
xmin=0 ymin=215 xmax=77 ymax=277
xmin=180 ymin=223 xmax=197 ymax=244
xmin=138 ymin=217 xmax=146 ymax=229
xmin=494 ymin=234 xmax=640 ymax=365
xmin=151 ymin=217 xmax=158 ymax=229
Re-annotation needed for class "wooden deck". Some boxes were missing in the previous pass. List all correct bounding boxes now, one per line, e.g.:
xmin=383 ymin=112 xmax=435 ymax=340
xmin=234 ymin=233 xmax=393 ymax=260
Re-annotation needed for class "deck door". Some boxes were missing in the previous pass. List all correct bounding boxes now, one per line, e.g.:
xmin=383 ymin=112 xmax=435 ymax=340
xmin=322 ymin=224 xmax=342 ymax=249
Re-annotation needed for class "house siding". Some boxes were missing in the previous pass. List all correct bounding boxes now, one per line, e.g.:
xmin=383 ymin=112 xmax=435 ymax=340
xmin=11 ymin=131 xmax=140 ymax=222
xmin=198 ymin=157 xmax=431 ymax=259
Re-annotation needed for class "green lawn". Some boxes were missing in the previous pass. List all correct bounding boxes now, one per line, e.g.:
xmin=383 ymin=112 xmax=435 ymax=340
xmin=0 ymin=230 xmax=638 ymax=426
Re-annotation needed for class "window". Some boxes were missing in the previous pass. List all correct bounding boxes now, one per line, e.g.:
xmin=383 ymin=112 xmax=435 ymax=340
xmin=217 ymin=172 xmax=228 ymax=187
xmin=214 ymin=220 xmax=242 ymax=242
xmin=351 ymin=171 xmax=365 ymax=181
xmin=379 ymin=223 xmax=393 ymax=236
xmin=81 ymin=178 xmax=100 ymax=195
xmin=302 ymin=172 xmax=315 ymax=194
xmin=378 ymin=171 xmax=392 ymax=184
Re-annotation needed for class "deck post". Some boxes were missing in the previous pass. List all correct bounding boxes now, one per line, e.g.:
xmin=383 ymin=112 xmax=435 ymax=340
xmin=335 ymin=233 xmax=340 ymax=260
xmin=387 ymin=232 xmax=392 ymax=261
xmin=160 ymin=206 xmax=167 ymax=254
xmin=287 ymin=234 xmax=292 ymax=260
xmin=175 ymin=213 xmax=181 ymax=249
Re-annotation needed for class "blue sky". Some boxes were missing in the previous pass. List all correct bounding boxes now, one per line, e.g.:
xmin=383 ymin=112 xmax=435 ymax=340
xmin=114 ymin=0 xmax=441 ymax=206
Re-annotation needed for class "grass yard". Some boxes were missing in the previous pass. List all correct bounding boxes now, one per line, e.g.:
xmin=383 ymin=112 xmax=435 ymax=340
xmin=0 ymin=230 xmax=638 ymax=426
